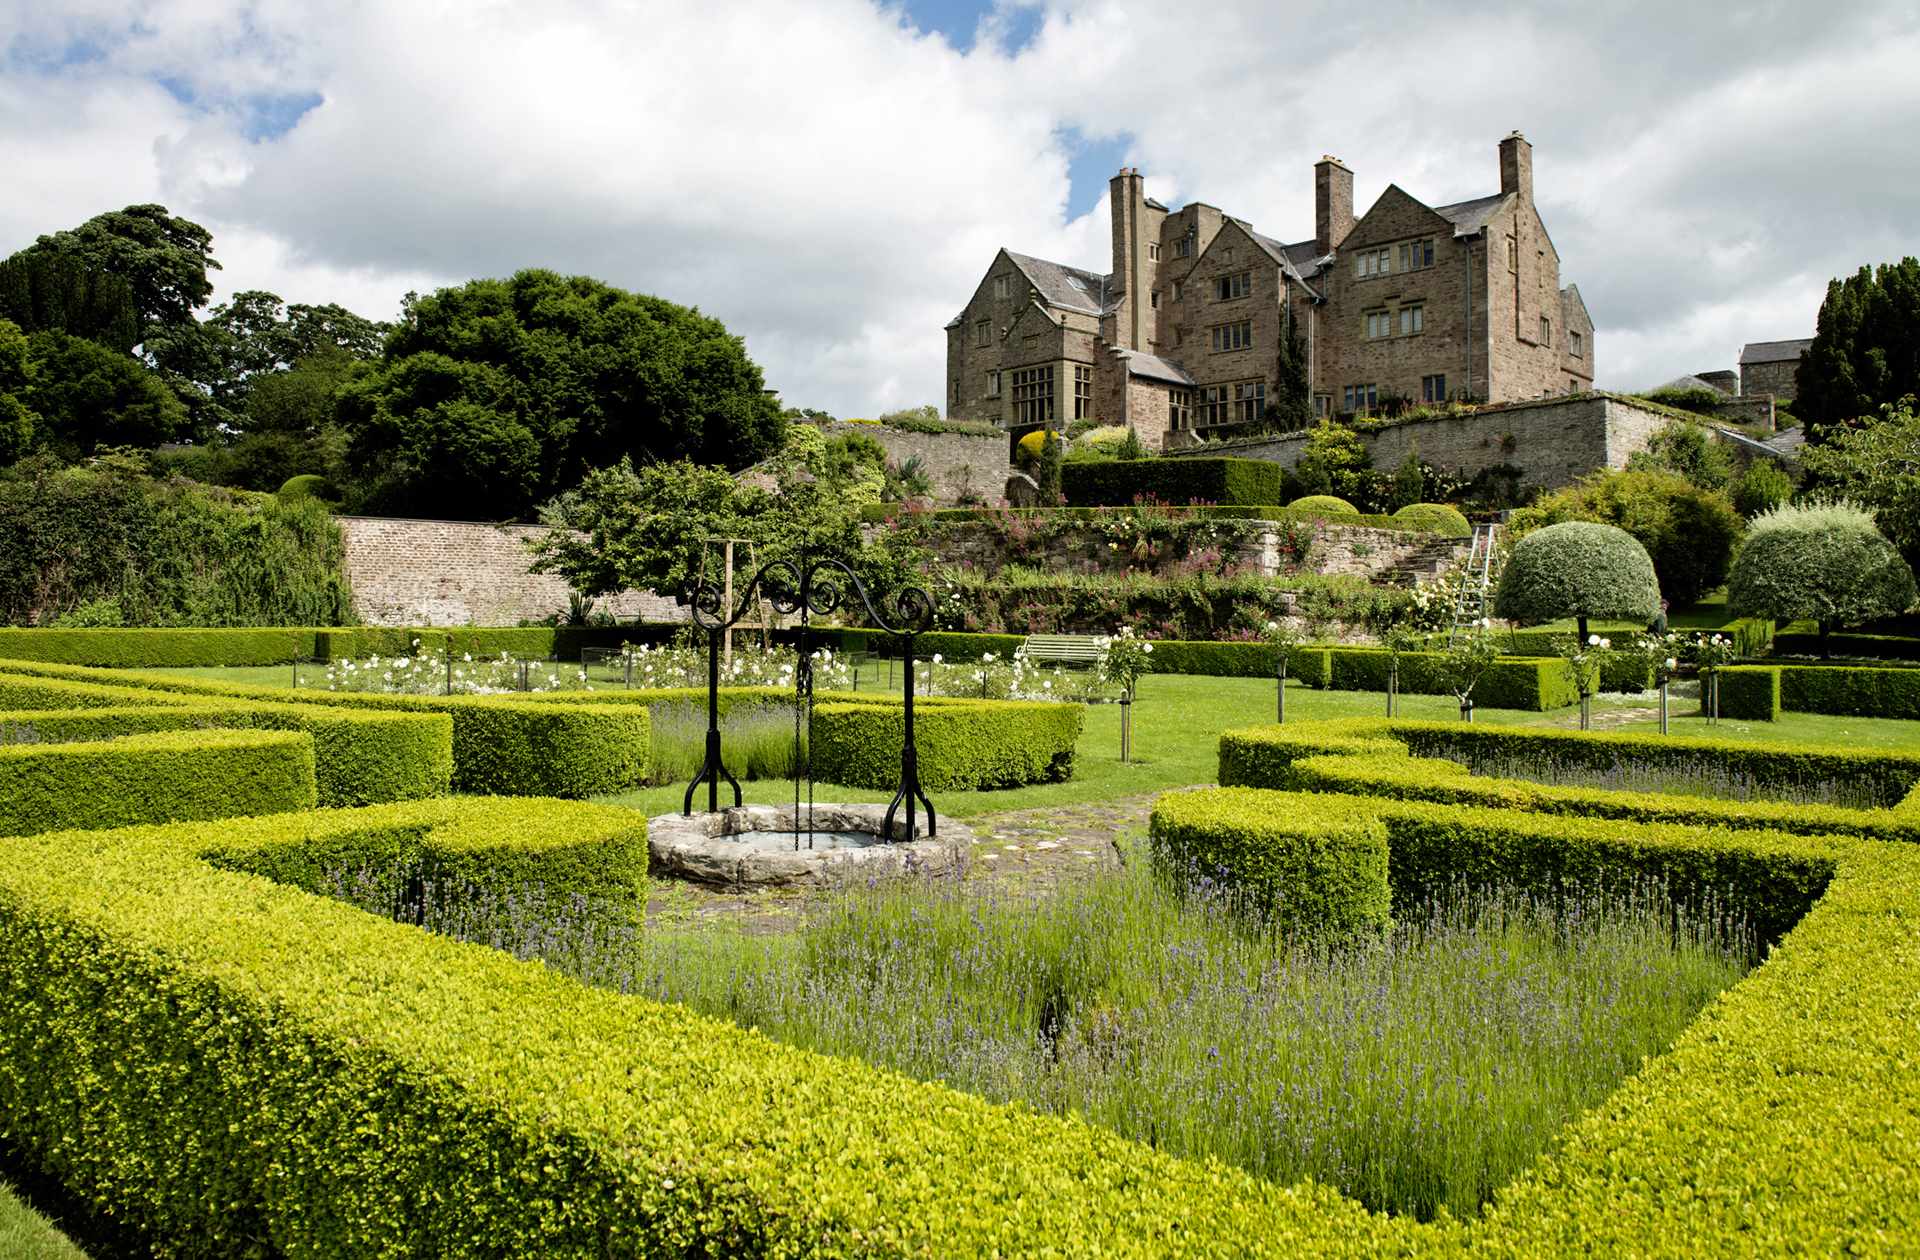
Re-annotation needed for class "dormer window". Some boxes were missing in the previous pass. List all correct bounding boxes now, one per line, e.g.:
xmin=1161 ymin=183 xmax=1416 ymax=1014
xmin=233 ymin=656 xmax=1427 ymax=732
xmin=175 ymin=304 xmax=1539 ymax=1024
xmin=1067 ymin=276 xmax=1090 ymax=294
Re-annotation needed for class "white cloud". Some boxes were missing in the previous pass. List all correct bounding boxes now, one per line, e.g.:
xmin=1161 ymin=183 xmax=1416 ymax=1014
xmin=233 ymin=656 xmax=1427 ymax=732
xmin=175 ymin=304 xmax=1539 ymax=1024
xmin=3 ymin=0 xmax=1919 ymax=412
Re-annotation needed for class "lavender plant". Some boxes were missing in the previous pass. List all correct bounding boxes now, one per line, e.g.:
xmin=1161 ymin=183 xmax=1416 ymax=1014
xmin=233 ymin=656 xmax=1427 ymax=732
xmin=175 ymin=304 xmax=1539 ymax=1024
xmin=373 ymin=860 xmax=1752 ymax=1223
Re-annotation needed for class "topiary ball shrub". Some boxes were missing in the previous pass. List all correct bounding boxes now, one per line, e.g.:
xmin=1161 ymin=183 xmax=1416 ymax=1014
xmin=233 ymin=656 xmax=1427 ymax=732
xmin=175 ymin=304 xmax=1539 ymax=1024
xmin=1495 ymin=521 xmax=1661 ymax=634
xmin=1287 ymin=494 xmax=1360 ymax=517
xmin=1148 ymin=786 xmax=1389 ymax=939
xmin=1727 ymin=500 xmax=1918 ymax=633
xmin=277 ymin=474 xmax=337 ymax=503
xmin=1391 ymin=503 xmax=1472 ymax=536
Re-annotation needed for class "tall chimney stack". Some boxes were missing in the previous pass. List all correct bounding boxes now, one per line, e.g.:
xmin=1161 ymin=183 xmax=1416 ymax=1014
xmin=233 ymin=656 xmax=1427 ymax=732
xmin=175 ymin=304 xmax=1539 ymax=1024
xmin=1499 ymin=131 xmax=1532 ymax=202
xmin=1314 ymin=156 xmax=1353 ymax=255
xmin=1109 ymin=166 xmax=1145 ymax=350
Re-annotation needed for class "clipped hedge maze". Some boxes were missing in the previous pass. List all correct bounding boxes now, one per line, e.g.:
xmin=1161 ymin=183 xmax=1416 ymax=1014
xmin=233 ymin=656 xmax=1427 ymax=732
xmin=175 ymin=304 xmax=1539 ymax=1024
xmin=3 ymin=762 xmax=1916 ymax=1249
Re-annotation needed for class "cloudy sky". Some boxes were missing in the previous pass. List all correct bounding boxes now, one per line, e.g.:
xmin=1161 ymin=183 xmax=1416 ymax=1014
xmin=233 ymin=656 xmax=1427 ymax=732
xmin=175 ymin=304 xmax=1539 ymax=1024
xmin=3 ymin=0 xmax=1916 ymax=415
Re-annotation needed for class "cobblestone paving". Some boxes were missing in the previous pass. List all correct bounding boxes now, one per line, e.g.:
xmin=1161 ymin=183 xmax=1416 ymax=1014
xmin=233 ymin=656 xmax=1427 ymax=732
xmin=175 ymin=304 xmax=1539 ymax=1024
xmin=644 ymin=795 xmax=1159 ymax=935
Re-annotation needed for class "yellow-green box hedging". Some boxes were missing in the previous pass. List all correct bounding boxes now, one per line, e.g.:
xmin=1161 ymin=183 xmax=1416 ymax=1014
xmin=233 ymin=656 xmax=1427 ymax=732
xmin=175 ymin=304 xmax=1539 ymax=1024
xmin=0 ymin=794 xmax=1915 ymax=1252
xmin=1218 ymin=717 xmax=1920 ymax=813
xmin=0 ymin=663 xmax=450 ymax=807
xmin=0 ymin=660 xmax=645 ymax=798
xmin=0 ymin=728 xmax=316 ymax=835
xmin=810 ymin=697 xmax=1085 ymax=791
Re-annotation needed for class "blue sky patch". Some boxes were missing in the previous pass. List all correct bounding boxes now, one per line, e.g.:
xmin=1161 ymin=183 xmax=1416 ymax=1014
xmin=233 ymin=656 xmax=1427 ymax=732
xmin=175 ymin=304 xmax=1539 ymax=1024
xmin=896 ymin=0 xmax=1042 ymax=53
xmin=241 ymin=91 xmax=323 ymax=142
xmin=1060 ymin=127 xmax=1132 ymax=220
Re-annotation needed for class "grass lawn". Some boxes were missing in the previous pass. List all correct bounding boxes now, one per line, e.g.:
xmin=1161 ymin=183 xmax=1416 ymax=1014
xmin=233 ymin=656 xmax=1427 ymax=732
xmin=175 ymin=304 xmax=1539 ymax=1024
xmin=0 ymin=1180 xmax=84 ymax=1260
xmin=595 ymin=674 xmax=1562 ymax=818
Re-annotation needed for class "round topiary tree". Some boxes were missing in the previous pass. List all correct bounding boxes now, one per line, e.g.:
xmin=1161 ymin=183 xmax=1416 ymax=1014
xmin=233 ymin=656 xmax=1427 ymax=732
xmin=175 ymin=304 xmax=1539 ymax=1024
xmin=1391 ymin=502 xmax=1472 ymax=536
xmin=1726 ymin=501 xmax=1917 ymax=650
xmin=276 ymin=474 xmax=337 ymax=503
xmin=1494 ymin=520 xmax=1662 ymax=643
xmin=1287 ymin=494 xmax=1359 ymax=516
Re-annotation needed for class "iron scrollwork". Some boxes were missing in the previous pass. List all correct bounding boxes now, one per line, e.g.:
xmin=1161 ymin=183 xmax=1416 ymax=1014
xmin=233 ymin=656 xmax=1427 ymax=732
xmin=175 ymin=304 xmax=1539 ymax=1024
xmin=680 ymin=555 xmax=938 ymax=845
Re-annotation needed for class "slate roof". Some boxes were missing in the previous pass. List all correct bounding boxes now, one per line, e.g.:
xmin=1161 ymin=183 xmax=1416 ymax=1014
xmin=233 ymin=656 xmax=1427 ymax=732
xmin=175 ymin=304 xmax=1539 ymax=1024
xmin=1004 ymin=250 xmax=1110 ymax=316
xmin=1114 ymin=349 xmax=1196 ymax=387
xmin=1656 ymin=374 xmax=1728 ymax=394
xmin=1431 ymin=193 xmax=1510 ymax=236
xmin=1740 ymin=338 xmax=1814 ymax=366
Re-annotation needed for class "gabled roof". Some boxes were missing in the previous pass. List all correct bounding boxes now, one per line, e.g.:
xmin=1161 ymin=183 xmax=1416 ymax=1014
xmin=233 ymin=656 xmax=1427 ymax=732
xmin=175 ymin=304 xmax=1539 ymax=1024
xmin=1113 ymin=349 xmax=1195 ymax=387
xmin=1740 ymin=338 xmax=1813 ymax=366
xmin=1004 ymin=250 xmax=1110 ymax=316
xmin=1431 ymin=192 xmax=1510 ymax=237
xmin=1656 ymin=374 xmax=1727 ymax=394
xmin=1560 ymin=284 xmax=1592 ymax=331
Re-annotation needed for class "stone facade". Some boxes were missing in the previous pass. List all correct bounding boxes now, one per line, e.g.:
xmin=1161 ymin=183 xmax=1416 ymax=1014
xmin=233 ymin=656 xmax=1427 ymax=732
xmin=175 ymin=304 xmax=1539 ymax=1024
xmin=946 ymin=132 xmax=1595 ymax=451
xmin=336 ymin=516 xmax=684 ymax=627
xmin=1739 ymin=339 xmax=1813 ymax=402
xmin=1180 ymin=393 xmax=1698 ymax=496
xmin=815 ymin=420 xmax=1009 ymax=506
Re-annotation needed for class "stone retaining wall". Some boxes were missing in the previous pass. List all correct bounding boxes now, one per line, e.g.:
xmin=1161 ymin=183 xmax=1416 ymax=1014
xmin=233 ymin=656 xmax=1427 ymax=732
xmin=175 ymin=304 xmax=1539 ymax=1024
xmin=1178 ymin=392 xmax=1688 ymax=494
xmin=336 ymin=516 xmax=683 ymax=627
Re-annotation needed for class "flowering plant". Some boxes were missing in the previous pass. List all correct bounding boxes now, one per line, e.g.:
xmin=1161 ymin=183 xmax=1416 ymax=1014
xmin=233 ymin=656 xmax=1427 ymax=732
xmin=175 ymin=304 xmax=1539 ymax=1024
xmin=1435 ymin=619 xmax=1501 ymax=708
xmin=1688 ymin=633 xmax=1740 ymax=670
xmin=1553 ymin=631 xmax=1614 ymax=700
xmin=1095 ymin=626 xmax=1155 ymax=696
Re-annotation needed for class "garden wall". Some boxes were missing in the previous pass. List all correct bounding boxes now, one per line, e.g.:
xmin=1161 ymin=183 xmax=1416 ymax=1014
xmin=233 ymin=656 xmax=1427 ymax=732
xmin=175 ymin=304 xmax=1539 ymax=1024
xmin=927 ymin=519 xmax=1469 ymax=585
xmin=1180 ymin=393 xmax=1678 ymax=494
xmin=335 ymin=517 xmax=685 ymax=628
xmin=819 ymin=420 xmax=1010 ymax=506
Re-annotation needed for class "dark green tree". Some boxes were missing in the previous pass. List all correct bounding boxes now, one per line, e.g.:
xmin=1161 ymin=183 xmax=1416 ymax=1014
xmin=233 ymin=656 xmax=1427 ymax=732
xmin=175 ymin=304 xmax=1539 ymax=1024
xmin=24 ymin=330 xmax=187 ymax=459
xmin=1270 ymin=316 xmax=1312 ymax=430
xmin=0 ymin=319 xmax=38 ymax=463
xmin=18 ymin=204 xmax=218 ymax=334
xmin=1799 ymin=258 xmax=1920 ymax=442
xmin=334 ymin=352 xmax=539 ymax=518
xmin=0 ymin=250 xmax=140 ymax=352
xmin=342 ymin=270 xmax=786 ymax=518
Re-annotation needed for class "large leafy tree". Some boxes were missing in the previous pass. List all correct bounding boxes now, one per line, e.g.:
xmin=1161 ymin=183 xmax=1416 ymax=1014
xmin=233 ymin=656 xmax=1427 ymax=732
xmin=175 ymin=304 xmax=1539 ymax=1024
xmin=531 ymin=426 xmax=928 ymax=607
xmin=23 ymin=330 xmax=187 ymax=459
xmin=340 ymin=270 xmax=786 ymax=518
xmin=1801 ymin=395 xmax=1920 ymax=568
xmin=0 ymin=319 xmax=38 ymax=463
xmin=1798 ymin=258 xmax=1920 ymax=442
xmin=17 ymin=204 xmax=218 ymax=334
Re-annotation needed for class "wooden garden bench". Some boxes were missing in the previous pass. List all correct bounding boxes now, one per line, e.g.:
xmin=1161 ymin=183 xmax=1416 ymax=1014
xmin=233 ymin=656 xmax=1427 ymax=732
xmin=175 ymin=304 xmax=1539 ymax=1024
xmin=1020 ymin=634 xmax=1105 ymax=667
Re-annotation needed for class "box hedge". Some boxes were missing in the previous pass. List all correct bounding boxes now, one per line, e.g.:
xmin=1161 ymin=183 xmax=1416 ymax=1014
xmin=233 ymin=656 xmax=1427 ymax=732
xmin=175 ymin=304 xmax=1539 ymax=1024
xmin=0 ymin=627 xmax=317 ymax=668
xmin=0 ymin=664 xmax=452 ymax=807
xmin=1148 ymin=787 xmax=1390 ymax=936
xmin=1772 ymin=630 xmax=1920 ymax=660
xmin=0 ymin=796 xmax=1916 ymax=1249
xmin=0 ymin=728 xmax=316 ymax=835
xmin=810 ymin=698 xmax=1083 ymax=791
xmin=1285 ymin=751 xmax=1920 ymax=845
xmin=1219 ymin=717 xmax=1920 ymax=812
xmin=1063 ymin=457 xmax=1286 ymax=508
xmin=1328 ymin=649 xmax=1578 ymax=710
xmin=1700 ymin=663 xmax=1920 ymax=723
xmin=1138 ymin=640 xmax=1332 ymax=686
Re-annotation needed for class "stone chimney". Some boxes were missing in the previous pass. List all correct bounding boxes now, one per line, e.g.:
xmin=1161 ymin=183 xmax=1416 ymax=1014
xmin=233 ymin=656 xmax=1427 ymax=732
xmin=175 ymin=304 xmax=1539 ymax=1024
xmin=1109 ymin=167 xmax=1145 ymax=350
xmin=1314 ymin=156 xmax=1353 ymax=255
xmin=1499 ymin=131 xmax=1533 ymax=202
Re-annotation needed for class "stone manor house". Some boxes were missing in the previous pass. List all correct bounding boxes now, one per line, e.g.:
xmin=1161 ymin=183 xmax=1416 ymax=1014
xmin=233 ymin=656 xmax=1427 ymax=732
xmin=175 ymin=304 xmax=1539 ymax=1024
xmin=945 ymin=132 xmax=1595 ymax=451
